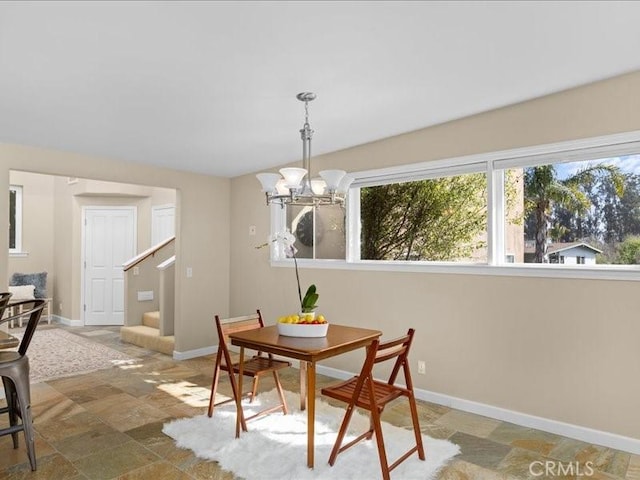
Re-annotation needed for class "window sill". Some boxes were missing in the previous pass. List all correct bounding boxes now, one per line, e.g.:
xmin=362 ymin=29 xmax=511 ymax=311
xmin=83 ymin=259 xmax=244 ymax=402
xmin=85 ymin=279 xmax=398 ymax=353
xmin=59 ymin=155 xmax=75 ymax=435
xmin=271 ymin=258 xmax=640 ymax=282
xmin=9 ymin=252 xmax=28 ymax=258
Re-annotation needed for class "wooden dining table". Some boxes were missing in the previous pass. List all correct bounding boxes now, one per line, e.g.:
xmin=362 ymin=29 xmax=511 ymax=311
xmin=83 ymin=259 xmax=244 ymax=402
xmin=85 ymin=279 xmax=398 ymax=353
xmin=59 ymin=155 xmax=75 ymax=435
xmin=229 ymin=323 xmax=381 ymax=469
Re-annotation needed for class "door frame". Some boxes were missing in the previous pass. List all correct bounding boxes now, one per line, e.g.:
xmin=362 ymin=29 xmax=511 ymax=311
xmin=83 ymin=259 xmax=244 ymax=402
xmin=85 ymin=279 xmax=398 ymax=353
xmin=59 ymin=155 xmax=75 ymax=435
xmin=151 ymin=203 xmax=176 ymax=245
xmin=80 ymin=205 xmax=137 ymax=326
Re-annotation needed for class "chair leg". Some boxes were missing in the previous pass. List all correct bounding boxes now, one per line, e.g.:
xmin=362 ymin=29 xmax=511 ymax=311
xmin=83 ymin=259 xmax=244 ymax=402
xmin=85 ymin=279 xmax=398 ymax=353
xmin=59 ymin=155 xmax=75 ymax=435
xmin=226 ymin=370 xmax=247 ymax=433
xmin=408 ymin=393 xmax=426 ymax=460
xmin=207 ymin=363 xmax=222 ymax=417
xmin=370 ymin=406 xmax=391 ymax=480
xmin=2 ymin=378 xmax=19 ymax=449
xmin=365 ymin=413 xmax=375 ymax=440
xmin=207 ymin=349 xmax=225 ymax=417
xmin=249 ymin=376 xmax=259 ymax=403
xmin=12 ymin=374 xmax=36 ymax=471
xmin=328 ymin=404 xmax=357 ymax=466
xmin=272 ymin=371 xmax=288 ymax=415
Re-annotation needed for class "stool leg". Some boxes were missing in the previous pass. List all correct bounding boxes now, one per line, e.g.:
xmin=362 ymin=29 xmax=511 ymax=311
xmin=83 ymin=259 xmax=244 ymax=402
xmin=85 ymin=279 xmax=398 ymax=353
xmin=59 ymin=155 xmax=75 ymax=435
xmin=2 ymin=377 xmax=19 ymax=449
xmin=13 ymin=367 xmax=36 ymax=471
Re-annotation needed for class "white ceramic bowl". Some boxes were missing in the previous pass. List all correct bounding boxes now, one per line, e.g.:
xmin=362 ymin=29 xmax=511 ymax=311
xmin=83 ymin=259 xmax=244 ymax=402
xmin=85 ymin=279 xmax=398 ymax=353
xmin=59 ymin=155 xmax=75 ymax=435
xmin=277 ymin=322 xmax=328 ymax=338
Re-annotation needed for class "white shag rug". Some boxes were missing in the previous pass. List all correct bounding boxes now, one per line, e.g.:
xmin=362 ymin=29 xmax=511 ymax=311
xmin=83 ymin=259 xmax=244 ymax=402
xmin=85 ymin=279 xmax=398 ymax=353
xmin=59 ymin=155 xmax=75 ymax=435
xmin=163 ymin=389 xmax=459 ymax=480
xmin=15 ymin=328 xmax=135 ymax=383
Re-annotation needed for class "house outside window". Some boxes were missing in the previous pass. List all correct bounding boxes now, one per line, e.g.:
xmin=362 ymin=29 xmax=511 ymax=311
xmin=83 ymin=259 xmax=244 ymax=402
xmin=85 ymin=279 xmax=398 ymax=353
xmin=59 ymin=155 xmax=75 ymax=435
xmin=9 ymin=185 xmax=22 ymax=253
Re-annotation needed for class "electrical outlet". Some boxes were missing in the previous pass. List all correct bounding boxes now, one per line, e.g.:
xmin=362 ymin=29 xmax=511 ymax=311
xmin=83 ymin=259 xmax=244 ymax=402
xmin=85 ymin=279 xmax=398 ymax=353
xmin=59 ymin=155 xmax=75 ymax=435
xmin=417 ymin=360 xmax=426 ymax=375
xmin=133 ymin=266 xmax=139 ymax=276
xmin=186 ymin=267 xmax=193 ymax=278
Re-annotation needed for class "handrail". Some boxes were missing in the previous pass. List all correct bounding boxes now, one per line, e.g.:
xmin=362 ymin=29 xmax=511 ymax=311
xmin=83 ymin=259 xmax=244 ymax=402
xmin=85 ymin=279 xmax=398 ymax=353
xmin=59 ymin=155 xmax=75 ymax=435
xmin=157 ymin=255 xmax=176 ymax=271
xmin=123 ymin=237 xmax=175 ymax=272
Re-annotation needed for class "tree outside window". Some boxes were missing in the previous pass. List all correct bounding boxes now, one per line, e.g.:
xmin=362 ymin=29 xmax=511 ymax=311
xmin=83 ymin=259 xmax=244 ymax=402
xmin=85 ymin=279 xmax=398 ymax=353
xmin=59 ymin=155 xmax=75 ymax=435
xmin=518 ymin=154 xmax=640 ymax=265
xmin=360 ymin=173 xmax=489 ymax=262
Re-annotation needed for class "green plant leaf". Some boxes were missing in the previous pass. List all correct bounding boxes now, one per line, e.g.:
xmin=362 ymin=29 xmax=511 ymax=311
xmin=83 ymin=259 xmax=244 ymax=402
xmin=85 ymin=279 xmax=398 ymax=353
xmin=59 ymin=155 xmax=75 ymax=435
xmin=301 ymin=284 xmax=319 ymax=311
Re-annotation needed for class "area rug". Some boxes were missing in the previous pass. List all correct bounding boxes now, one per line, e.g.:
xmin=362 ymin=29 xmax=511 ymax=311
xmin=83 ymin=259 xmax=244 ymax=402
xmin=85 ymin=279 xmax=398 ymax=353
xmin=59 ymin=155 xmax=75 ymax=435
xmin=14 ymin=328 xmax=135 ymax=383
xmin=163 ymin=389 xmax=459 ymax=480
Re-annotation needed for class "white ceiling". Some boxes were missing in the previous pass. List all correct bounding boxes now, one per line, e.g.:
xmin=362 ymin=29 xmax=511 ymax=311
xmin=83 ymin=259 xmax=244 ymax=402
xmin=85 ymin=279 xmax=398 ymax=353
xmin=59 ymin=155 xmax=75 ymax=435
xmin=1 ymin=1 xmax=639 ymax=178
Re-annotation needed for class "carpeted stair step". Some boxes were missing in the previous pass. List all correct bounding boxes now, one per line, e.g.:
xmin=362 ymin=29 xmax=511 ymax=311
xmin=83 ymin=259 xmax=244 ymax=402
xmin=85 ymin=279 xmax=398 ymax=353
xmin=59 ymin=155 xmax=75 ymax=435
xmin=120 ymin=325 xmax=174 ymax=356
xmin=142 ymin=311 xmax=160 ymax=329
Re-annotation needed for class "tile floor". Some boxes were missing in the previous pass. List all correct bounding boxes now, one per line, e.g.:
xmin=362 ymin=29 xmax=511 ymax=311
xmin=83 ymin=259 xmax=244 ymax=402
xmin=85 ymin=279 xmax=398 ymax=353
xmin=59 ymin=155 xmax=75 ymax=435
xmin=0 ymin=324 xmax=637 ymax=480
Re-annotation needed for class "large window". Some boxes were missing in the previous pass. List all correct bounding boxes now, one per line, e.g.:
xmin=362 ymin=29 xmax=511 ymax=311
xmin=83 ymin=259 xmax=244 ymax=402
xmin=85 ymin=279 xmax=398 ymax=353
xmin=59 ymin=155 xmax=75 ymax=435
xmin=9 ymin=185 xmax=23 ymax=253
xmin=271 ymin=131 xmax=640 ymax=279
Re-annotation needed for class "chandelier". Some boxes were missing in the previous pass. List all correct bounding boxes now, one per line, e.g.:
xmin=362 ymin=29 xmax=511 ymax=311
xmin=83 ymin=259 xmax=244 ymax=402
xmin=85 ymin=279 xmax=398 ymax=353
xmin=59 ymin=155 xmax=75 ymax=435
xmin=256 ymin=92 xmax=353 ymax=207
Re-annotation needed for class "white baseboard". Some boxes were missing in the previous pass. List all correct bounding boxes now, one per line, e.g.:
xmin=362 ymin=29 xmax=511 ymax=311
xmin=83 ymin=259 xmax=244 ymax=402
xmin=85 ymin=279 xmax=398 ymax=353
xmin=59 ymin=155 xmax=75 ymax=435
xmin=314 ymin=364 xmax=640 ymax=455
xmin=50 ymin=315 xmax=83 ymax=327
xmin=173 ymin=345 xmax=217 ymax=360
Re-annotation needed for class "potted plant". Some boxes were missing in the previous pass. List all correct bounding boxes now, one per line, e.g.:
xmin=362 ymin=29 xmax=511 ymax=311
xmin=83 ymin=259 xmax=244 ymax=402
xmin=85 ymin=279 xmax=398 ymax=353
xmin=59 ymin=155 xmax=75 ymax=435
xmin=300 ymin=284 xmax=319 ymax=318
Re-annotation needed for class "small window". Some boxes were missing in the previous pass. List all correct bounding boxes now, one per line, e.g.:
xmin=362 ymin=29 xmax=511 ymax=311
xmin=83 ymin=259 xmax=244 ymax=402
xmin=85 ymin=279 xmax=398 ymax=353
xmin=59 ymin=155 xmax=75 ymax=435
xmin=9 ymin=185 xmax=23 ymax=253
xmin=286 ymin=204 xmax=345 ymax=260
xmin=577 ymin=256 xmax=586 ymax=264
xmin=505 ymin=254 xmax=515 ymax=263
xmin=560 ymin=255 xmax=565 ymax=264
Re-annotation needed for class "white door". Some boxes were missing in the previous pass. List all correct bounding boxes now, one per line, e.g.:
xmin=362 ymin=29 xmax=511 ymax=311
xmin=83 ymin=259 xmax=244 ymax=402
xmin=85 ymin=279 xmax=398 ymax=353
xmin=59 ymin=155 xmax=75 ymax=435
xmin=83 ymin=207 xmax=136 ymax=325
xmin=151 ymin=204 xmax=175 ymax=245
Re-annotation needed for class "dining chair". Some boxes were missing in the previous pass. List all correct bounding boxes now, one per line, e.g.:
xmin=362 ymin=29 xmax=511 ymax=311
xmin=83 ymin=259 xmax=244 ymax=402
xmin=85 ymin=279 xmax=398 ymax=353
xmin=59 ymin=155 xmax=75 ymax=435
xmin=0 ymin=299 xmax=46 ymax=471
xmin=207 ymin=310 xmax=291 ymax=433
xmin=321 ymin=328 xmax=425 ymax=480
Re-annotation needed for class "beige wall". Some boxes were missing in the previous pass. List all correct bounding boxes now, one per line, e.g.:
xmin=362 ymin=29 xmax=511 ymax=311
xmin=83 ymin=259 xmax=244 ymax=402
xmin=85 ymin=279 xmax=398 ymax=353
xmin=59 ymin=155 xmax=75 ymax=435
xmin=8 ymin=171 xmax=55 ymax=297
xmin=230 ymin=71 xmax=640 ymax=440
xmin=124 ymin=240 xmax=175 ymax=329
xmin=0 ymin=147 xmax=229 ymax=352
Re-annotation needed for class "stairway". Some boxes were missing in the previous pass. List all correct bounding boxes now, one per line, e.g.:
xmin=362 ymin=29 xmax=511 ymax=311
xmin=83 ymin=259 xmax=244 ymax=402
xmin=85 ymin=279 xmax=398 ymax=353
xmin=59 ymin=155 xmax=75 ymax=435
xmin=120 ymin=311 xmax=175 ymax=356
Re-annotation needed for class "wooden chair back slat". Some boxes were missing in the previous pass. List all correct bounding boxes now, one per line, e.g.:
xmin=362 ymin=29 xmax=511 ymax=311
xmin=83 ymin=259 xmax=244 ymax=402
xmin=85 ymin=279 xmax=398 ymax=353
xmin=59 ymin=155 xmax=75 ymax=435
xmin=218 ymin=316 xmax=262 ymax=345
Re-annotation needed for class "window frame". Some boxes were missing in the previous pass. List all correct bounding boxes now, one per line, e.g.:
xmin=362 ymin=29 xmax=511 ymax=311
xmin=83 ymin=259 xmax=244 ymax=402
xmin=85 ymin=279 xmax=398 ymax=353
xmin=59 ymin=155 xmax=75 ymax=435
xmin=270 ymin=130 xmax=640 ymax=281
xmin=9 ymin=185 xmax=23 ymax=254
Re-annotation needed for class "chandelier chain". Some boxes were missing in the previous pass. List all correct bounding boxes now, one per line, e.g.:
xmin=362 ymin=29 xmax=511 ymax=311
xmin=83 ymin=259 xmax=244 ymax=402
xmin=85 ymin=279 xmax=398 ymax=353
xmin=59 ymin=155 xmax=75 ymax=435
xmin=304 ymin=99 xmax=310 ymax=125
